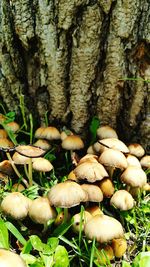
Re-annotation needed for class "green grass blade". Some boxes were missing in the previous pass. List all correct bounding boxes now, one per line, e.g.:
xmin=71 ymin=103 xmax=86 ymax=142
xmin=5 ymin=221 xmax=26 ymax=246
xmin=0 ymin=219 xmax=9 ymax=249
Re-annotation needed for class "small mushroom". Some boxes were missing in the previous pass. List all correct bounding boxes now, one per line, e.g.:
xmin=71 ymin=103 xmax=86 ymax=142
xmin=0 ymin=248 xmax=27 ymax=267
xmin=121 ymin=166 xmax=147 ymax=188
xmin=84 ymin=214 xmax=124 ymax=243
xmin=29 ymin=197 xmax=56 ymax=224
xmin=1 ymin=192 xmax=31 ymax=220
xmin=110 ymin=190 xmax=134 ymax=210
xmin=35 ymin=126 xmax=60 ymax=140
xmin=128 ymin=143 xmax=145 ymax=158
xmin=78 ymin=154 xmax=98 ymax=164
xmin=32 ymin=158 xmax=53 ymax=172
xmin=61 ymin=135 xmax=84 ymax=150
xmin=34 ymin=139 xmax=51 ymax=150
xmin=74 ymin=162 xmax=108 ymax=183
xmin=126 ymin=154 xmax=141 ymax=168
xmin=6 ymin=121 xmax=20 ymax=133
xmin=98 ymin=178 xmax=115 ymax=198
xmin=81 ymin=184 xmax=103 ymax=203
xmin=97 ymin=125 xmax=118 ymax=139
xmin=94 ymin=138 xmax=129 ymax=154
xmin=85 ymin=206 xmax=103 ymax=216
xmin=111 ymin=238 xmax=127 ymax=258
xmin=0 ymin=129 xmax=7 ymax=138
xmin=95 ymin=244 xmax=114 ymax=265
xmin=140 ymin=155 xmax=150 ymax=168
xmin=72 ymin=211 xmax=92 ymax=233
xmin=48 ymin=181 xmax=87 ymax=208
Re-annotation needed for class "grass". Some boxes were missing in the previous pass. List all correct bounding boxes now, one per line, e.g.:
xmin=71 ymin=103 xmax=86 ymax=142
xmin=0 ymin=110 xmax=149 ymax=267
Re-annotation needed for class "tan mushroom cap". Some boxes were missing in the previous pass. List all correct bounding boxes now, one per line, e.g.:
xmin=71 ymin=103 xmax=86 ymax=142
xmin=140 ymin=155 xmax=150 ymax=168
xmin=74 ymin=162 xmax=108 ymax=183
xmin=34 ymin=139 xmax=51 ymax=150
xmin=84 ymin=214 xmax=124 ymax=243
xmin=78 ymin=154 xmax=98 ymax=165
xmin=97 ymin=125 xmax=118 ymax=139
xmin=121 ymin=166 xmax=147 ymax=188
xmin=126 ymin=154 xmax=141 ymax=168
xmin=0 ymin=138 xmax=14 ymax=148
xmin=61 ymin=135 xmax=84 ymax=150
xmin=1 ymin=192 xmax=31 ymax=220
xmin=35 ymin=126 xmax=60 ymax=140
xmin=29 ymin=197 xmax=56 ymax=224
xmin=0 ymin=129 xmax=7 ymax=138
xmin=99 ymin=149 xmax=128 ymax=169
xmin=7 ymin=121 xmax=20 ymax=133
xmin=12 ymin=183 xmax=25 ymax=192
xmin=81 ymin=184 xmax=103 ymax=202
xmin=60 ymin=130 xmax=73 ymax=141
xmin=110 ymin=190 xmax=134 ymax=210
xmin=128 ymin=143 xmax=145 ymax=158
xmin=16 ymin=145 xmax=46 ymax=157
xmin=86 ymin=205 xmax=103 ymax=216
xmin=32 ymin=158 xmax=53 ymax=172
xmin=12 ymin=152 xmax=30 ymax=164
xmin=0 ymin=114 xmax=6 ymax=123
xmin=94 ymin=138 xmax=129 ymax=154
xmin=48 ymin=181 xmax=87 ymax=208
xmin=72 ymin=211 xmax=92 ymax=233
xmin=68 ymin=170 xmax=78 ymax=182
xmin=0 ymin=249 xmax=27 ymax=267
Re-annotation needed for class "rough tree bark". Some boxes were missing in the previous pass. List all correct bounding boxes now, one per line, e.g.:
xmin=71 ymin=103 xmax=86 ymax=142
xmin=0 ymin=0 xmax=150 ymax=151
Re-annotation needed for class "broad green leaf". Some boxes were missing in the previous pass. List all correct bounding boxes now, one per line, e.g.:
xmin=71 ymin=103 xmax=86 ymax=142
xmin=21 ymin=253 xmax=37 ymax=264
xmin=40 ymin=254 xmax=54 ymax=267
xmin=122 ymin=261 xmax=131 ymax=267
xmin=30 ymin=235 xmax=51 ymax=254
xmin=0 ymin=219 xmax=9 ymax=249
xmin=47 ymin=237 xmax=59 ymax=251
xmin=54 ymin=245 xmax=69 ymax=267
xmin=5 ymin=221 xmax=26 ymax=246
xmin=132 ymin=252 xmax=150 ymax=267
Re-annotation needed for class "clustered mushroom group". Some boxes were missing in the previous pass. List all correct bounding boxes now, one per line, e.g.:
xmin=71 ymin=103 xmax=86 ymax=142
xmin=0 ymin=116 xmax=149 ymax=265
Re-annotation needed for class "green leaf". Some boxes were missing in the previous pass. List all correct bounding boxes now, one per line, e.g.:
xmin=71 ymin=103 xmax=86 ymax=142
xmin=40 ymin=254 xmax=54 ymax=267
xmin=0 ymin=219 xmax=9 ymax=249
xmin=47 ymin=237 xmax=59 ymax=252
xmin=22 ymin=240 xmax=32 ymax=254
xmin=5 ymin=221 xmax=26 ymax=246
xmin=21 ymin=253 xmax=37 ymax=265
xmin=54 ymin=245 xmax=69 ymax=267
xmin=132 ymin=252 xmax=150 ymax=267
xmin=29 ymin=235 xmax=51 ymax=254
xmin=89 ymin=117 xmax=100 ymax=144
xmin=122 ymin=261 xmax=131 ymax=267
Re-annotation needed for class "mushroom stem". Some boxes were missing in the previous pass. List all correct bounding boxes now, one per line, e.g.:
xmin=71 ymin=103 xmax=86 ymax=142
xmin=108 ymin=167 xmax=115 ymax=179
xmin=63 ymin=208 xmax=69 ymax=223
xmin=6 ymin=152 xmax=29 ymax=188
xmin=28 ymin=158 xmax=33 ymax=187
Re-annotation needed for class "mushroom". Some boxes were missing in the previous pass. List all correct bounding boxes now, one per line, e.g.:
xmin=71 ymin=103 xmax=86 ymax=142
xmin=98 ymin=178 xmax=115 ymax=198
xmin=0 ymin=160 xmax=14 ymax=175
xmin=97 ymin=125 xmax=118 ymax=139
xmin=128 ymin=143 xmax=145 ymax=158
xmin=61 ymin=135 xmax=84 ymax=150
xmin=35 ymin=126 xmax=61 ymax=140
xmin=0 ymin=138 xmax=14 ymax=148
xmin=1 ymin=192 xmax=32 ymax=220
xmin=6 ymin=121 xmax=20 ymax=133
xmin=87 ymin=145 xmax=97 ymax=155
xmin=110 ymin=190 xmax=134 ymax=210
xmin=0 ymin=129 xmax=7 ymax=138
xmin=48 ymin=181 xmax=87 ymax=208
xmin=93 ymin=138 xmax=129 ymax=154
xmin=84 ymin=214 xmax=124 ymax=243
xmin=72 ymin=211 xmax=92 ymax=233
xmin=29 ymin=196 xmax=56 ymax=225
xmin=12 ymin=183 xmax=25 ymax=192
xmin=111 ymin=238 xmax=127 ymax=258
xmin=81 ymin=184 xmax=103 ymax=203
xmin=34 ymin=139 xmax=51 ymax=150
xmin=78 ymin=154 xmax=98 ymax=165
xmin=121 ymin=166 xmax=147 ymax=188
xmin=0 ymin=248 xmax=27 ymax=267
xmin=99 ymin=148 xmax=128 ymax=177
xmin=126 ymin=154 xmax=141 ymax=168
xmin=48 ymin=181 xmax=87 ymax=222
xmin=32 ymin=157 xmax=53 ymax=172
xmin=74 ymin=162 xmax=108 ymax=183
xmin=140 ymin=155 xmax=150 ymax=168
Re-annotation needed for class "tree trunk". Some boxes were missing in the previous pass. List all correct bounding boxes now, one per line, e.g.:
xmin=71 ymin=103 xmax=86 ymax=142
xmin=0 ymin=0 xmax=150 ymax=151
